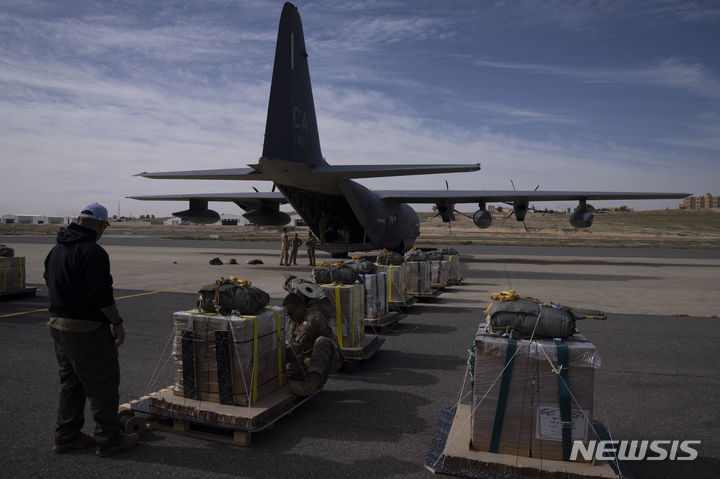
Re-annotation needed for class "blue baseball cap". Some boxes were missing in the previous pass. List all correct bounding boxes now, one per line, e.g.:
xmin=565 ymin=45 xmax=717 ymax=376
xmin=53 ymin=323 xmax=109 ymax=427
xmin=79 ymin=202 xmax=110 ymax=225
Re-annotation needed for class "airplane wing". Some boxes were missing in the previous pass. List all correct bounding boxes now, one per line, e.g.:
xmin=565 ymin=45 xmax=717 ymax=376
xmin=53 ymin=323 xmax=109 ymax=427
xmin=374 ymin=190 xmax=690 ymax=204
xmin=127 ymin=192 xmax=287 ymax=211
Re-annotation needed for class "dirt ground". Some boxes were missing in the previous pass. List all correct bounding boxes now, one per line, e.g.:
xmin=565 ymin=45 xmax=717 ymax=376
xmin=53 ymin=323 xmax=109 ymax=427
xmin=2 ymin=209 xmax=719 ymax=249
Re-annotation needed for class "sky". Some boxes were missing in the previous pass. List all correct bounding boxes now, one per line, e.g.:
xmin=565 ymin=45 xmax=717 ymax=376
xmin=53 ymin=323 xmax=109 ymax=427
xmin=2 ymin=0 xmax=719 ymax=218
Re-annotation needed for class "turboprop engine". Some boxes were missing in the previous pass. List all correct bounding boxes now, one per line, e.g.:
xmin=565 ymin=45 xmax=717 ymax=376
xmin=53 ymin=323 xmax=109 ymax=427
xmin=173 ymin=199 xmax=220 ymax=224
xmin=473 ymin=209 xmax=492 ymax=228
xmin=570 ymin=208 xmax=594 ymax=228
xmin=242 ymin=206 xmax=291 ymax=226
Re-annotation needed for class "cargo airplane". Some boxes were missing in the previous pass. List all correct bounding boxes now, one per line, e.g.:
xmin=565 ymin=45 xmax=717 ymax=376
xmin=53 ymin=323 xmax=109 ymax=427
xmin=130 ymin=2 xmax=688 ymax=257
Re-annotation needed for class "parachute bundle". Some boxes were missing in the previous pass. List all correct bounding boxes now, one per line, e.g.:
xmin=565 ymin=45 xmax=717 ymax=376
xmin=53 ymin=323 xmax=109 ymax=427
xmin=311 ymin=262 xmax=360 ymax=285
xmin=376 ymin=249 xmax=404 ymax=265
xmin=343 ymin=258 xmax=377 ymax=274
xmin=198 ymin=276 xmax=270 ymax=315
xmin=484 ymin=290 xmax=576 ymax=339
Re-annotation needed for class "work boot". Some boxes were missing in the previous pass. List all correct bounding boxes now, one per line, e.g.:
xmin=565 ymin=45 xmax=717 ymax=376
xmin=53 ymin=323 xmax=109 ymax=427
xmin=53 ymin=433 xmax=97 ymax=454
xmin=288 ymin=373 xmax=325 ymax=397
xmin=96 ymin=433 xmax=139 ymax=457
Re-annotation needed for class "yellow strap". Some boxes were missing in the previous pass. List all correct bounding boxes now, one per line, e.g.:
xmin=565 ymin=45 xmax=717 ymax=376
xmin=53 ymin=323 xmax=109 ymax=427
xmin=350 ymin=285 xmax=356 ymax=346
xmin=484 ymin=290 xmax=545 ymax=316
xmin=388 ymin=265 xmax=393 ymax=302
xmin=334 ymin=286 xmax=343 ymax=348
xmin=252 ymin=315 xmax=258 ymax=403
xmin=268 ymin=308 xmax=283 ymax=387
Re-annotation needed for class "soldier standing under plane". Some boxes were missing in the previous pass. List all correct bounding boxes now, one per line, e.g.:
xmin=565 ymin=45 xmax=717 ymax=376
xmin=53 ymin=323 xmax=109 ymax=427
xmin=306 ymin=231 xmax=317 ymax=266
xmin=279 ymin=227 xmax=290 ymax=266
xmin=282 ymin=291 xmax=343 ymax=396
xmin=289 ymin=233 xmax=302 ymax=265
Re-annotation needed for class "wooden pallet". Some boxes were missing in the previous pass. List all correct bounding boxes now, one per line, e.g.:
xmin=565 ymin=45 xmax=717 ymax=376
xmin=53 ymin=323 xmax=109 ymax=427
xmin=341 ymin=334 xmax=385 ymax=360
xmin=425 ymin=404 xmax=619 ymax=479
xmin=121 ymin=385 xmax=313 ymax=446
xmin=410 ymin=288 xmax=442 ymax=302
xmin=388 ymin=295 xmax=415 ymax=311
xmin=363 ymin=311 xmax=405 ymax=332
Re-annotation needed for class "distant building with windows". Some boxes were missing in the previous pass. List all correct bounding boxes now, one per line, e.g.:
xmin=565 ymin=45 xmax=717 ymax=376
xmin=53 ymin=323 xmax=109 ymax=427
xmin=680 ymin=193 xmax=720 ymax=209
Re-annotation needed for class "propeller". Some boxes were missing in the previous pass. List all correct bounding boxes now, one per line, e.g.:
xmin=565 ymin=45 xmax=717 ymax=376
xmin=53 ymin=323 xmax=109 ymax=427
xmin=252 ymin=184 xmax=277 ymax=193
xmin=504 ymin=179 xmax=540 ymax=232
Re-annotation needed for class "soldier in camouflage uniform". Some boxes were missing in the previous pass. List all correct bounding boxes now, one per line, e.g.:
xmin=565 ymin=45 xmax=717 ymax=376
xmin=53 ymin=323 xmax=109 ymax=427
xmin=279 ymin=228 xmax=290 ymax=266
xmin=283 ymin=292 xmax=343 ymax=396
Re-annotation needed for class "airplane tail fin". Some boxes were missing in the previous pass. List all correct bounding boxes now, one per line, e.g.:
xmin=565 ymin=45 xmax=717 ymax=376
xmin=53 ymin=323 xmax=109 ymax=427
xmin=262 ymin=2 xmax=325 ymax=167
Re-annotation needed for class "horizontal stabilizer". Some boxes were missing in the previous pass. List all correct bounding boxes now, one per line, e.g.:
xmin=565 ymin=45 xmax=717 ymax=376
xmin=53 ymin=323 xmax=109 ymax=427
xmin=308 ymin=163 xmax=480 ymax=180
xmin=135 ymin=168 xmax=271 ymax=180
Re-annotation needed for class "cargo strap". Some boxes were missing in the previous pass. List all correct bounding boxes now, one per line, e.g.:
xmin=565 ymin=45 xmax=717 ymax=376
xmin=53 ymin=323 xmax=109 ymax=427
xmin=214 ymin=330 xmax=233 ymax=405
xmin=270 ymin=308 xmax=283 ymax=387
xmin=489 ymin=339 xmax=517 ymax=453
xmin=334 ymin=287 xmax=344 ymax=348
xmin=415 ymin=261 xmax=422 ymax=293
xmin=556 ymin=340 xmax=572 ymax=461
xmin=387 ymin=265 xmax=393 ymax=302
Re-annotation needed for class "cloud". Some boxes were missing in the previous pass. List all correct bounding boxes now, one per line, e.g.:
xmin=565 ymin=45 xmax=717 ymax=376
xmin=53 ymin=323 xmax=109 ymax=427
xmin=472 ymin=57 xmax=720 ymax=99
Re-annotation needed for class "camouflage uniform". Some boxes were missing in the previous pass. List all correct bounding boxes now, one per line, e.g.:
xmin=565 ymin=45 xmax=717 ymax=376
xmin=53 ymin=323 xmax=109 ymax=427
xmin=289 ymin=234 xmax=302 ymax=265
xmin=306 ymin=232 xmax=316 ymax=265
xmin=279 ymin=231 xmax=290 ymax=265
xmin=286 ymin=307 xmax=343 ymax=395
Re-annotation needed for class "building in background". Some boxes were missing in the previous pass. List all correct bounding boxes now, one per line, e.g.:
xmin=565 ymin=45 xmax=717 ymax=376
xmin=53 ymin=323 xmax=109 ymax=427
xmin=680 ymin=194 xmax=720 ymax=209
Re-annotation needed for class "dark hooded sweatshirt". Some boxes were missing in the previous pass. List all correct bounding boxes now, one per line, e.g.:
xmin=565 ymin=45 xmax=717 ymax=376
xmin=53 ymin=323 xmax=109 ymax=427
xmin=44 ymin=223 xmax=115 ymax=322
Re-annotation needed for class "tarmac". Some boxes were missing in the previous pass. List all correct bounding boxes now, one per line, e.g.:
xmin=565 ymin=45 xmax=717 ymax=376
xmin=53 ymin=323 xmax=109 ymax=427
xmin=1 ymin=235 xmax=718 ymax=479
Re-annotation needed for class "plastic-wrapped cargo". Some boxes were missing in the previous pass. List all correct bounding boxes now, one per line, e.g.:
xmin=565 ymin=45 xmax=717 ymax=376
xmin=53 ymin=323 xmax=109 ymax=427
xmin=1 ymin=257 xmax=26 ymax=291
xmin=375 ymin=264 xmax=407 ymax=305
xmin=319 ymin=283 xmax=364 ymax=348
xmin=444 ymin=254 xmax=462 ymax=283
xmin=359 ymin=272 xmax=388 ymax=319
xmin=405 ymin=260 xmax=432 ymax=294
xmin=430 ymin=260 xmax=450 ymax=287
xmin=470 ymin=328 xmax=600 ymax=461
xmin=172 ymin=307 xmax=286 ymax=406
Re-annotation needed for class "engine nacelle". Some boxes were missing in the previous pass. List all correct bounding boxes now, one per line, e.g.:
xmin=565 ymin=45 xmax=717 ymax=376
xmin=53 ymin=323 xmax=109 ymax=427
xmin=172 ymin=208 xmax=220 ymax=224
xmin=570 ymin=208 xmax=594 ymax=228
xmin=242 ymin=207 xmax=291 ymax=226
xmin=473 ymin=209 xmax=492 ymax=228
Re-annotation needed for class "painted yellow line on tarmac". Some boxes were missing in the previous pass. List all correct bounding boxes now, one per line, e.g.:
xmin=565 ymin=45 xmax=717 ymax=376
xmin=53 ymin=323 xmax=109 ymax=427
xmin=0 ymin=307 xmax=49 ymax=319
xmin=0 ymin=282 xmax=209 ymax=319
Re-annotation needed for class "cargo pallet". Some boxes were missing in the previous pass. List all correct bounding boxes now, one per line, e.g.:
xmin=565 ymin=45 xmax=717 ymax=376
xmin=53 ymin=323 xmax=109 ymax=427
xmin=0 ymin=287 xmax=36 ymax=299
xmin=388 ymin=296 xmax=415 ymax=311
xmin=425 ymin=404 xmax=627 ymax=479
xmin=119 ymin=386 xmax=314 ymax=446
xmin=341 ymin=334 xmax=385 ymax=361
xmin=363 ymin=311 xmax=406 ymax=332
xmin=410 ymin=288 xmax=442 ymax=302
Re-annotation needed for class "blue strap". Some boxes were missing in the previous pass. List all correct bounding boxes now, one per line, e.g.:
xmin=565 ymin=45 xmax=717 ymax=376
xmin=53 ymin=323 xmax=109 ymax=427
xmin=489 ymin=339 xmax=517 ymax=453
xmin=556 ymin=340 xmax=572 ymax=461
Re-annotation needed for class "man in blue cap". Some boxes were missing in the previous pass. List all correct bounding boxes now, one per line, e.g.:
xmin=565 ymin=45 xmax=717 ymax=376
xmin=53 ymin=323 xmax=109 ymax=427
xmin=44 ymin=203 xmax=139 ymax=457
